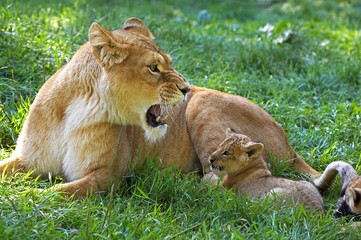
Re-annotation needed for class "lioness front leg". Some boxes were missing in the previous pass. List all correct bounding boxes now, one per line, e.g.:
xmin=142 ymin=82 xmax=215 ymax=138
xmin=0 ymin=157 xmax=28 ymax=177
xmin=50 ymin=166 xmax=116 ymax=198
xmin=54 ymin=124 xmax=128 ymax=198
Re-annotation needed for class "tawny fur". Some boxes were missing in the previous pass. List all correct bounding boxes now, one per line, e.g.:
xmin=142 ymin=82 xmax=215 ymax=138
xmin=203 ymin=129 xmax=324 ymax=212
xmin=314 ymin=161 xmax=361 ymax=216
xmin=0 ymin=18 xmax=190 ymax=197
xmin=1 ymin=20 xmax=321 ymax=198
xmin=1 ymin=87 xmax=320 ymax=197
xmin=131 ymin=87 xmax=320 ymax=178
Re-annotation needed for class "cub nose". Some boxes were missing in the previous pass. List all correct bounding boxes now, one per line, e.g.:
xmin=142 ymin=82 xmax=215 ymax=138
xmin=209 ymin=158 xmax=215 ymax=163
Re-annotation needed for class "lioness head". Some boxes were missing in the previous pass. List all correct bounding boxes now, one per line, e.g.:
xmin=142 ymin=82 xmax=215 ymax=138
xmin=336 ymin=177 xmax=361 ymax=217
xmin=209 ymin=128 xmax=264 ymax=175
xmin=88 ymin=18 xmax=190 ymax=141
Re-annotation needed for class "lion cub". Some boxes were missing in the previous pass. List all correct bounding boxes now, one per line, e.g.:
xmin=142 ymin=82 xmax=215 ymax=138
xmin=314 ymin=161 xmax=361 ymax=217
xmin=205 ymin=128 xmax=324 ymax=212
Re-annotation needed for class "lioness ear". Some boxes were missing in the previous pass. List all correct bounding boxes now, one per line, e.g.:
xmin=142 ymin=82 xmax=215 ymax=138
xmin=225 ymin=128 xmax=233 ymax=138
xmin=244 ymin=142 xmax=264 ymax=158
xmin=226 ymin=128 xmax=238 ymax=138
xmin=89 ymin=22 xmax=129 ymax=69
xmin=123 ymin=17 xmax=154 ymax=40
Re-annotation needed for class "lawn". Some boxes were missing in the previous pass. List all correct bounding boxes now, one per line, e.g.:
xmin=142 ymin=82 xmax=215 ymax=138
xmin=1 ymin=0 xmax=361 ymax=239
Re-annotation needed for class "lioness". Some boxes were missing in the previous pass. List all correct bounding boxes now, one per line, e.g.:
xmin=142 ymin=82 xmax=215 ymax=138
xmin=1 ymin=19 xmax=321 ymax=198
xmin=0 ymin=18 xmax=190 ymax=197
xmin=314 ymin=161 xmax=361 ymax=217
xmin=203 ymin=128 xmax=324 ymax=212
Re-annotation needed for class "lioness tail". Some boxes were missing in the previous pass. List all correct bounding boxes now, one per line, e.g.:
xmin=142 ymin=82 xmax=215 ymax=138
xmin=314 ymin=161 xmax=358 ymax=192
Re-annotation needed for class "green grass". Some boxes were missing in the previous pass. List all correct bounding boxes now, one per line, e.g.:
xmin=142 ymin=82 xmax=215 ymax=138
xmin=1 ymin=0 xmax=361 ymax=239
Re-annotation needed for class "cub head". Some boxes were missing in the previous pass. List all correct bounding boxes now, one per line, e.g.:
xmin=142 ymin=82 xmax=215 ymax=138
xmin=88 ymin=18 xmax=190 ymax=141
xmin=336 ymin=177 xmax=361 ymax=217
xmin=208 ymin=128 xmax=264 ymax=175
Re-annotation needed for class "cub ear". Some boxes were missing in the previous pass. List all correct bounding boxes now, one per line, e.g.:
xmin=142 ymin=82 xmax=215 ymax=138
xmin=244 ymin=142 xmax=264 ymax=159
xmin=346 ymin=187 xmax=361 ymax=214
xmin=122 ymin=17 xmax=154 ymax=40
xmin=352 ymin=188 xmax=361 ymax=205
xmin=89 ymin=22 xmax=129 ymax=69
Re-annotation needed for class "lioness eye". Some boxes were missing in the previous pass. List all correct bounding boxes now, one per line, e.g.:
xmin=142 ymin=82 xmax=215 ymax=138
xmin=148 ymin=64 xmax=160 ymax=73
xmin=222 ymin=151 xmax=229 ymax=156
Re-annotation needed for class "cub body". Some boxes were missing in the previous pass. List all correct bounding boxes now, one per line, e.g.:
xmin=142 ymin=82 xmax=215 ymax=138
xmin=205 ymin=128 xmax=324 ymax=212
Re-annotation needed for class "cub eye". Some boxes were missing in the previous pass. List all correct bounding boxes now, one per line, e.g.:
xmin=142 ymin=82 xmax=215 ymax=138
xmin=222 ymin=151 xmax=230 ymax=156
xmin=148 ymin=64 xmax=160 ymax=74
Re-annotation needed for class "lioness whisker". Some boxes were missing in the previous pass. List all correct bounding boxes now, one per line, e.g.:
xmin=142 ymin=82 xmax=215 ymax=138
xmin=165 ymin=41 xmax=178 ymax=55
xmin=169 ymin=47 xmax=181 ymax=56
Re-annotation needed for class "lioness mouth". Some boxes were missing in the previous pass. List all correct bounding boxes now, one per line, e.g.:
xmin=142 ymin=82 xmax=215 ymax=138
xmin=146 ymin=105 xmax=168 ymax=127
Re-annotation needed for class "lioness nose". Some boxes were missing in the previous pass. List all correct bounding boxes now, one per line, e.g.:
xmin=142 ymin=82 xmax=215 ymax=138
xmin=178 ymin=85 xmax=190 ymax=96
xmin=209 ymin=158 xmax=215 ymax=163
